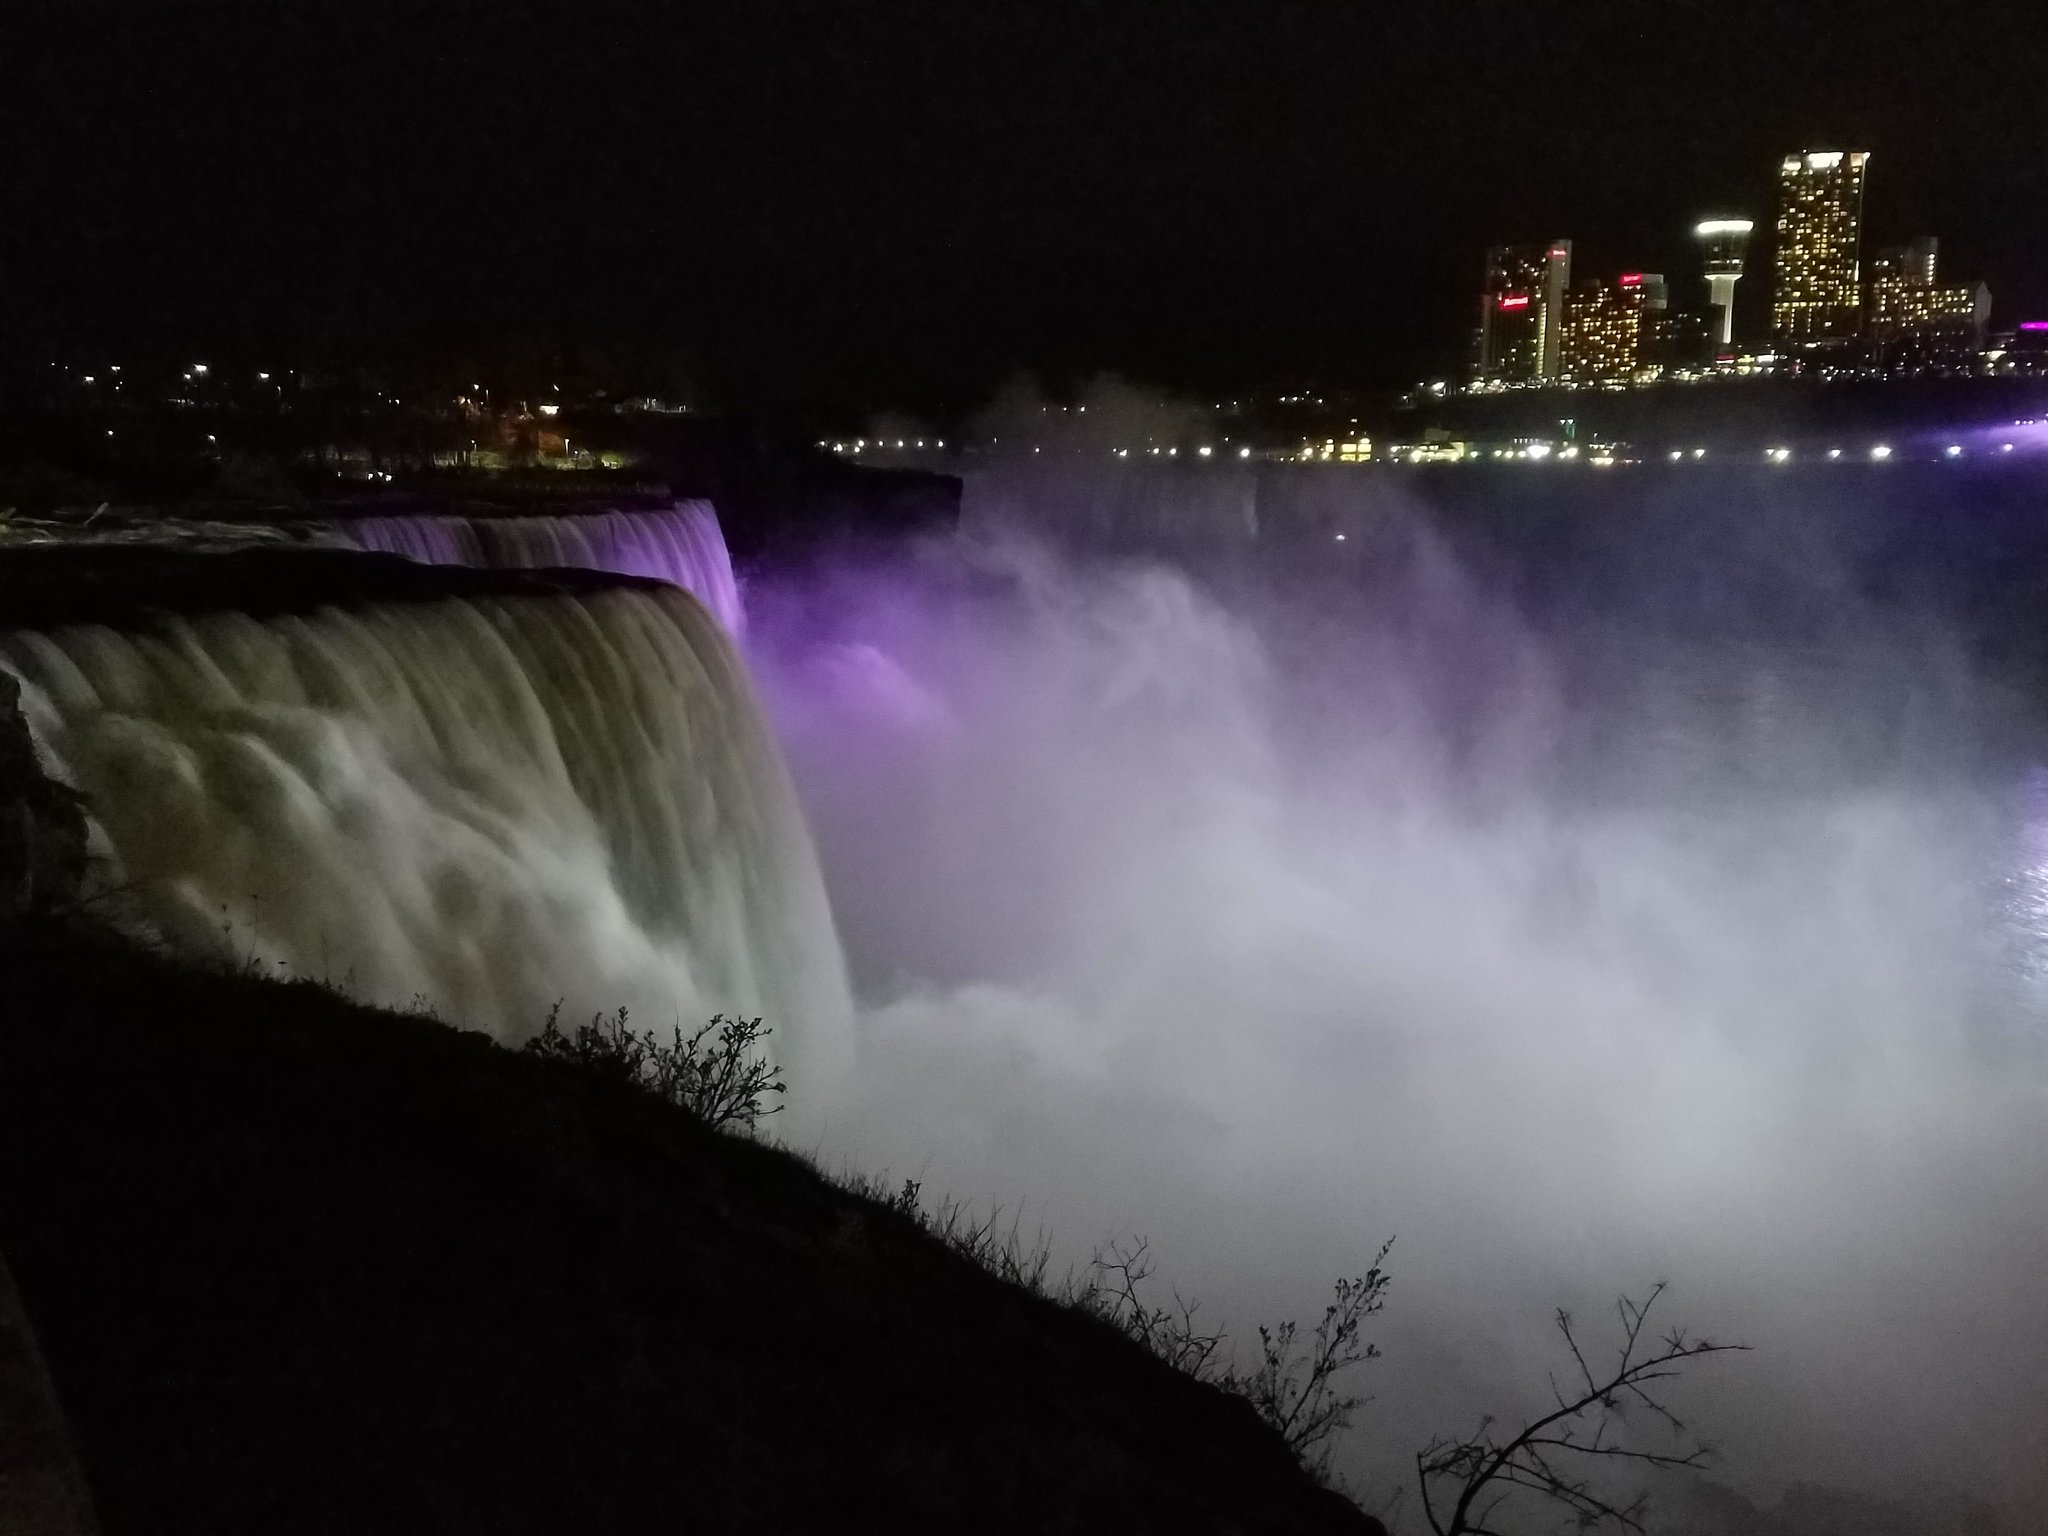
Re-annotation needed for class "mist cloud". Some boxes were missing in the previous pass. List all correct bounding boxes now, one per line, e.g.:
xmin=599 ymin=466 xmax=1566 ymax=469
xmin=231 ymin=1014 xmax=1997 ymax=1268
xmin=751 ymin=484 xmax=2048 ymax=1522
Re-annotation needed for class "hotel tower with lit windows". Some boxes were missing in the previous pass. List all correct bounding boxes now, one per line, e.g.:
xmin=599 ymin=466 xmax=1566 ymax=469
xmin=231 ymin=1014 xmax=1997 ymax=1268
xmin=1771 ymin=150 xmax=1869 ymax=344
xmin=1559 ymin=273 xmax=1666 ymax=383
xmin=1477 ymin=241 xmax=1572 ymax=383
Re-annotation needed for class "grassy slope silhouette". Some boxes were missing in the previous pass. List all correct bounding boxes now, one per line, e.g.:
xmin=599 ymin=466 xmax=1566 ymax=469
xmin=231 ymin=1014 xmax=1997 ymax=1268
xmin=0 ymin=920 xmax=1375 ymax=1536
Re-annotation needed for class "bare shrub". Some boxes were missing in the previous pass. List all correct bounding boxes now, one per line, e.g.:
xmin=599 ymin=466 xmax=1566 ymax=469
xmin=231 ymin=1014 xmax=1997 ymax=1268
xmin=1234 ymin=1240 xmax=1393 ymax=1473
xmin=524 ymin=1004 xmax=786 ymax=1132
xmin=1078 ymin=1236 xmax=1230 ymax=1385
xmin=1072 ymin=1233 xmax=1393 ymax=1477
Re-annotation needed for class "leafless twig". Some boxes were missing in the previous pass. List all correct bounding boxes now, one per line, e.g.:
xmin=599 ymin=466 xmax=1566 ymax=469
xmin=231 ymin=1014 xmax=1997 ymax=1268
xmin=1416 ymin=1283 xmax=1749 ymax=1536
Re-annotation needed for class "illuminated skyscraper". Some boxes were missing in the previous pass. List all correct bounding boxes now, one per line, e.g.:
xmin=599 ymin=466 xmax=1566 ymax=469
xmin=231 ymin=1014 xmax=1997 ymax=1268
xmin=1771 ymin=150 xmax=1869 ymax=343
xmin=1559 ymin=273 xmax=1665 ymax=383
xmin=1693 ymin=218 xmax=1754 ymax=348
xmin=1477 ymin=241 xmax=1571 ymax=383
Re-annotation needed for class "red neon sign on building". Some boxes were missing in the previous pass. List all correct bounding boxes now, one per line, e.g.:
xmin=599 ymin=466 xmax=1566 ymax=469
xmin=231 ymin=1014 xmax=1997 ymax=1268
xmin=1497 ymin=294 xmax=1530 ymax=310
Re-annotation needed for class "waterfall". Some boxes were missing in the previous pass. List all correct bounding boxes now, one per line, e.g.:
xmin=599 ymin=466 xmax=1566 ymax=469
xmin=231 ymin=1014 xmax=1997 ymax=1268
xmin=336 ymin=501 xmax=747 ymax=635
xmin=0 ymin=583 xmax=851 ymax=1086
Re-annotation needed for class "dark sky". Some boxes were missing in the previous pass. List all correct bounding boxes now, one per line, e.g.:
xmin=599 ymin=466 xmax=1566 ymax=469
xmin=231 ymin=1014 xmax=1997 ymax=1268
xmin=5 ymin=0 xmax=2046 ymax=415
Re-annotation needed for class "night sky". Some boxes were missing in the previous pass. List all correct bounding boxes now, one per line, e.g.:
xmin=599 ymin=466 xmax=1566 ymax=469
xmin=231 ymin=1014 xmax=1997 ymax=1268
xmin=5 ymin=0 xmax=2046 ymax=415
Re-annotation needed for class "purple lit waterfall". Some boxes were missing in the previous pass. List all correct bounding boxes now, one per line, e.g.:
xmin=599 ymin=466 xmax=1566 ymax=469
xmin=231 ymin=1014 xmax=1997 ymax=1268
xmin=337 ymin=500 xmax=745 ymax=633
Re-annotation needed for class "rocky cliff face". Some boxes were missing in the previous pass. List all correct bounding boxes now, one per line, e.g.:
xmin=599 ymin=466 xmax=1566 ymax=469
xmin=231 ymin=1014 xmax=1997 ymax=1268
xmin=0 ymin=671 xmax=86 ymax=921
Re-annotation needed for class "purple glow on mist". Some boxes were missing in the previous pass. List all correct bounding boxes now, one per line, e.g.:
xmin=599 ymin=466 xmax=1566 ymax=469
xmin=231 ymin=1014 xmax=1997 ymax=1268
xmin=744 ymin=520 xmax=2048 ymax=1522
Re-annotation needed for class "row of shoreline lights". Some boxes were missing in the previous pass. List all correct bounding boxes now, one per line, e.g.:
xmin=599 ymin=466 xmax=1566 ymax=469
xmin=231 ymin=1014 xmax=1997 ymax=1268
xmin=821 ymin=440 xmax=1263 ymax=459
xmin=1368 ymin=442 xmax=2008 ymax=464
xmin=1116 ymin=445 xmax=1255 ymax=459
xmin=823 ymin=438 xmax=2025 ymax=463
xmin=1499 ymin=443 xmax=2016 ymax=463
xmin=1677 ymin=442 xmax=2016 ymax=462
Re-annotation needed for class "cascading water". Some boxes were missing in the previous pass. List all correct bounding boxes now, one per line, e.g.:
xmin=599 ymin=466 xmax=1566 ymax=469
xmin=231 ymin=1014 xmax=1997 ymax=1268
xmin=0 ymin=580 xmax=850 ymax=1087
xmin=336 ymin=500 xmax=747 ymax=634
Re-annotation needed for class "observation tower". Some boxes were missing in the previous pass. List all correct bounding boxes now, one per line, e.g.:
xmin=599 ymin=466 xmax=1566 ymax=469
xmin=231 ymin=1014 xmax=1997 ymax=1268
xmin=1693 ymin=218 xmax=1755 ymax=349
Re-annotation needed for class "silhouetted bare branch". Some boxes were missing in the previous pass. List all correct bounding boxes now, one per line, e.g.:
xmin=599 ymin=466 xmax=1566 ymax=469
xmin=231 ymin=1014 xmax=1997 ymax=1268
xmin=1416 ymin=1283 xmax=1749 ymax=1536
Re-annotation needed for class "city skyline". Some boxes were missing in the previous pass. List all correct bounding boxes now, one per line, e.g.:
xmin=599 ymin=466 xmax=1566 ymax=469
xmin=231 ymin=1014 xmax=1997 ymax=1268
xmin=5 ymin=1 xmax=2047 ymax=415
xmin=1469 ymin=145 xmax=2011 ymax=388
